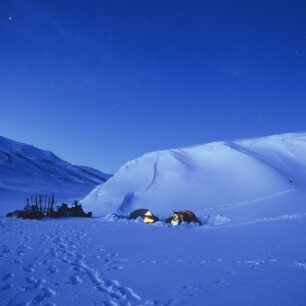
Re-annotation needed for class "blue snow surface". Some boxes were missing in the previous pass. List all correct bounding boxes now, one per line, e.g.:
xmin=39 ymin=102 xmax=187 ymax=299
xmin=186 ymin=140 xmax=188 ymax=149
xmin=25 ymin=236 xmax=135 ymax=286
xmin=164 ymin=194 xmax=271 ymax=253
xmin=1 ymin=132 xmax=306 ymax=305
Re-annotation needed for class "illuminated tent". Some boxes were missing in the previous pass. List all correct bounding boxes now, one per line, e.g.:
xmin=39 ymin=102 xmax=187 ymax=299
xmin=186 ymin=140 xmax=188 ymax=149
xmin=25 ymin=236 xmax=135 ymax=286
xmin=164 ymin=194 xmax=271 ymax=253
xmin=165 ymin=210 xmax=201 ymax=226
xmin=129 ymin=209 xmax=159 ymax=224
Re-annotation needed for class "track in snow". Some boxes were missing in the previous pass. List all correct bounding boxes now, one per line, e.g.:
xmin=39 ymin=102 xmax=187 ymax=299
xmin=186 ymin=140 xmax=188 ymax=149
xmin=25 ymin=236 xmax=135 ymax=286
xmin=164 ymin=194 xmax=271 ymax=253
xmin=1 ymin=214 xmax=306 ymax=306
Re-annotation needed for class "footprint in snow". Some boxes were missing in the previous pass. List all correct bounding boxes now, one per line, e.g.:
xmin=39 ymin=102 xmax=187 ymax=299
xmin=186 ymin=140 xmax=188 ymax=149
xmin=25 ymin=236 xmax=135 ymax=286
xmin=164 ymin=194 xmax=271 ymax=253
xmin=19 ymin=277 xmax=46 ymax=291
xmin=2 ymin=273 xmax=14 ymax=282
xmin=22 ymin=264 xmax=35 ymax=272
xmin=0 ymin=283 xmax=14 ymax=291
xmin=31 ymin=287 xmax=56 ymax=304
xmin=47 ymin=265 xmax=59 ymax=274
xmin=69 ymin=275 xmax=83 ymax=285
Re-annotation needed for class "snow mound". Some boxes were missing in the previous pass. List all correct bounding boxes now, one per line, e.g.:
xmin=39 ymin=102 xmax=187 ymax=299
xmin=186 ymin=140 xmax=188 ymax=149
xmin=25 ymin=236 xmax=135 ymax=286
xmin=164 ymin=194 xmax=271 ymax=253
xmin=83 ymin=133 xmax=306 ymax=222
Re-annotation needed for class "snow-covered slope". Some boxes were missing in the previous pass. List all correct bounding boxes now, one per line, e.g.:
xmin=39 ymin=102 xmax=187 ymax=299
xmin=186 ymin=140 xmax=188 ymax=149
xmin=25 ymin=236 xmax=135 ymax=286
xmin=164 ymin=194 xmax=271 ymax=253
xmin=83 ymin=132 xmax=306 ymax=222
xmin=2 ymin=132 xmax=306 ymax=306
xmin=0 ymin=135 xmax=111 ymax=214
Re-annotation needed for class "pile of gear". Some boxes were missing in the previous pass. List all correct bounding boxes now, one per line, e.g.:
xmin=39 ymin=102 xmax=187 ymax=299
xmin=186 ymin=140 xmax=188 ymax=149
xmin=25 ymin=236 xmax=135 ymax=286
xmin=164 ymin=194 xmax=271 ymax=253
xmin=129 ymin=208 xmax=201 ymax=226
xmin=6 ymin=194 xmax=199 ymax=225
xmin=48 ymin=201 xmax=92 ymax=218
xmin=6 ymin=194 xmax=92 ymax=220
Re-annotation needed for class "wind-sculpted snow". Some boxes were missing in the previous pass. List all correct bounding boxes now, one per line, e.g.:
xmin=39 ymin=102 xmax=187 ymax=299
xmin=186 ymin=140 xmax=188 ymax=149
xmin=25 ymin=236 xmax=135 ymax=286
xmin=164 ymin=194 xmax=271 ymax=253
xmin=83 ymin=132 xmax=306 ymax=223
xmin=0 ymin=135 xmax=111 ymax=214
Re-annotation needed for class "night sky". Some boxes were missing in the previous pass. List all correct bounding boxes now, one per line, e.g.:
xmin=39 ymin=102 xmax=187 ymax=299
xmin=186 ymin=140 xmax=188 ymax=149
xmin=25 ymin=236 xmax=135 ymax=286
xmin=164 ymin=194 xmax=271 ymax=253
xmin=1 ymin=0 xmax=306 ymax=173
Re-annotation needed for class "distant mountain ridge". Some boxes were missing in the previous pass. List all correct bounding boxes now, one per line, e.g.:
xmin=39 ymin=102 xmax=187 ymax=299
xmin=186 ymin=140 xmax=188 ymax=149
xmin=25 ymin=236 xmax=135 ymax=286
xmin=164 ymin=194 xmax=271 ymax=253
xmin=0 ymin=135 xmax=112 ymax=207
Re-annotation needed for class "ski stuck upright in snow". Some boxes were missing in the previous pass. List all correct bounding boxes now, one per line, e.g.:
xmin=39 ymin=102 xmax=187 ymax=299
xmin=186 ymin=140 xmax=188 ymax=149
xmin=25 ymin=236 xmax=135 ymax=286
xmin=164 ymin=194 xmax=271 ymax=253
xmin=6 ymin=194 xmax=92 ymax=220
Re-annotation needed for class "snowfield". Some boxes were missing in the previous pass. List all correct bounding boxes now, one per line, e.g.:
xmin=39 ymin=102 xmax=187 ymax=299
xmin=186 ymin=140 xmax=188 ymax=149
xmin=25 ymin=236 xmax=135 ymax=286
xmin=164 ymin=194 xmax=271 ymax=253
xmin=1 ymin=132 xmax=306 ymax=305
xmin=1 ymin=213 xmax=306 ymax=305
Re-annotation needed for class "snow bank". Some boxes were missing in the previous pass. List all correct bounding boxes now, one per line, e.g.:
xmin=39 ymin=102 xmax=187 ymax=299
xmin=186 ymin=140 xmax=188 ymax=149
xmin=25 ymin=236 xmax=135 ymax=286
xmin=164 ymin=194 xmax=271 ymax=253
xmin=83 ymin=133 xmax=306 ymax=220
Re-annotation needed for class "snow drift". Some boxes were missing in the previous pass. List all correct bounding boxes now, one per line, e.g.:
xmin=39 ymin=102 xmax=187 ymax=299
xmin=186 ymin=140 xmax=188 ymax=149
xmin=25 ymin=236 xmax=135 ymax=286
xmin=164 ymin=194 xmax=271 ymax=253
xmin=83 ymin=133 xmax=306 ymax=221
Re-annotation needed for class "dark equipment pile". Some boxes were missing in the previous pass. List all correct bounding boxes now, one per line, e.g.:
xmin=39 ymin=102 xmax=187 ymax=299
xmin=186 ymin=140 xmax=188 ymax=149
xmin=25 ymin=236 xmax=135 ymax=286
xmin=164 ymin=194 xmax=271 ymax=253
xmin=6 ymin=194 xmax=92 ymax=220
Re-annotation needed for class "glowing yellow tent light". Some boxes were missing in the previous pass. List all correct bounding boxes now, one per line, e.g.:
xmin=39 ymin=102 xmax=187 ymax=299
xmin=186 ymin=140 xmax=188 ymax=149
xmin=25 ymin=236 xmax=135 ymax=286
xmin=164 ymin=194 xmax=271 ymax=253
xmin=171 ymin=219 xmax=180 ymax=226
xmin=143 ymin=216 xmax=155 ymax=223
xmin=171 ymin=213 xmax=180 ymax=226
xmin=143 ymin=210 xmax=155 ymax=223
xmin=129 ymin=209 xmax=159 ymax=224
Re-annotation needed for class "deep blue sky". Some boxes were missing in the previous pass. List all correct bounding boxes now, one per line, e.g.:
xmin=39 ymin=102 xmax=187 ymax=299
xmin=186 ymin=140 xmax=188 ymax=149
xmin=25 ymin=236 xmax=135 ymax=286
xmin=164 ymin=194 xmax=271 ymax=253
xmin=1 ymin=0 xmax=306 ymax=173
